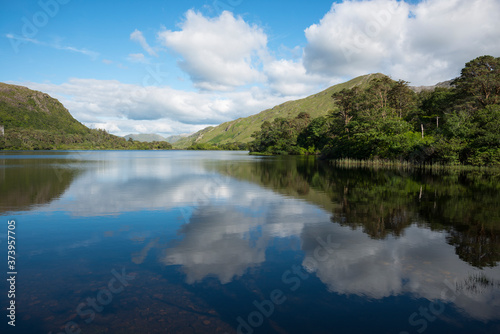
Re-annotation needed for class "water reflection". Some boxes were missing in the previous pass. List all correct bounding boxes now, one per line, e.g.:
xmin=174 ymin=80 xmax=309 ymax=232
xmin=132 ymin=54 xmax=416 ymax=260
xmin=300 ymin=223 xmax=500 ymax=321
xmin=0 ymin=156 xmax=81 ymax=213
xmin=214 ymin=157 xmax=500 ymax=269
xmin=163 ymin=207 xmax=267 ymax=284
xmin=2 ymin=151 xmax=500 ymax=333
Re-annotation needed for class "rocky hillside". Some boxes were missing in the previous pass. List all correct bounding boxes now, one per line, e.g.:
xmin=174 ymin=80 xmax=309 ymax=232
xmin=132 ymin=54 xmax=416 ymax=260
xmin=0 ymin=82 xmax=89 ymax=134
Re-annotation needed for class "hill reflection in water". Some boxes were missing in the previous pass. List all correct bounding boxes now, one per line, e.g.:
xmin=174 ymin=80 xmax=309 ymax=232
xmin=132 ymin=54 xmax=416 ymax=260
xmin=2 ymin=151 xmax=499 ymax=334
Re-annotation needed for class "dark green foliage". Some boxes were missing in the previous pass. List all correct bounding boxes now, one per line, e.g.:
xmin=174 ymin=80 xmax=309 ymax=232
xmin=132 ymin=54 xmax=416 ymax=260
xmin=0 ymin=127 xmax=173 ymax=150
xmin=465 ymin=105 xmax=500 ymax=165
xmin=186 ymin=142 xmax=247 ymax=150
xmin=322 ymin=55 xmax=500 ymax=166
xmin=249 ymin=55 xmax=499 ymax=166
xmin=388 ymin=80 xmax=417 ymax=118
xmin=453 ymin=55 xmax=500 ymax=108
xmin=331 ymin=87 xmax=362 ymax=129
xmin=297 ymin=116 xmax=330 ymax=152
xmin=249 ymin=113 xmax=312 ymax=155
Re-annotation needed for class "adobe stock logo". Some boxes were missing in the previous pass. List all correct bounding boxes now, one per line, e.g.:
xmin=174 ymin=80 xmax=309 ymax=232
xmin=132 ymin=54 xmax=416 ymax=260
xmin=340 ymin=1 xmax=399 ymax=62
xmin=8 ymin=0 xmax=71 ymax=53
xmin=234 ymin=234 xmax=339 ymax=334
xmin=47 ymin=268 xmax=135 ymax=334
xmin=212 ymin=0 xmax=243 ymax=15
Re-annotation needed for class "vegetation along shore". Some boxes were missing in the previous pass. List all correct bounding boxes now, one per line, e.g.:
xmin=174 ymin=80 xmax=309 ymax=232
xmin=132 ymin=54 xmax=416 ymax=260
xmin=1 ymin=55 xmax=498 ymax=167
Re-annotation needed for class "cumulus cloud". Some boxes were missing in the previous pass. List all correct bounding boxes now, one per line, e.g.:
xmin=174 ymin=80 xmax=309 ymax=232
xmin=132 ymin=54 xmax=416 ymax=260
xmin=130 ymin=29 xmax=158 ymax=57
xmin=21 ymin=78 xmax=293 ymax=136
xmin=158 ymin=10 xmax=268 ymax=91
xmin=264 ymin=59 xmax=338 ymax=96
xmin=16 ymin=1 xmax=500 ymax=136
xmin=303 ymin=0 xmax=500 ymax=85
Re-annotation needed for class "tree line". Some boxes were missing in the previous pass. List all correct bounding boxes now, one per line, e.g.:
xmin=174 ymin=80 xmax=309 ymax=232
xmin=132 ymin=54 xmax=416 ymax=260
xmin=249 ymin=55 xmax=500 ymax=166
xmin=186 ymin=142 xmax=248 ymax=151
xmin=0 ymin=127 xmax=173 ymax=150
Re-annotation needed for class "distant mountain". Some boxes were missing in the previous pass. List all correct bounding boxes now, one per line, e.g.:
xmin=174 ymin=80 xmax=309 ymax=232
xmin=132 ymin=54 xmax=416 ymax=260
xmin=123 ymin=133 xmax=192 ymax=143
xmin=123 ymin=133 xmax=166 ymax=142
xmin=409 ymin=80 xmax=454 ymax=93
xmin=164 ymin=134 xmax=190 ymax=143
xmin=174 ymin=73 xmax=388 ymax=148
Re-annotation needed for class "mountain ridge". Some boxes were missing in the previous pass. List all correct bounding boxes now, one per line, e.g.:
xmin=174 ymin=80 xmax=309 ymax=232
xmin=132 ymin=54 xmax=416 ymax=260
xmin=174 ymin=74 xmax=453 ymax=148
xmin=174 ymin=73 xmax=393 ymax=148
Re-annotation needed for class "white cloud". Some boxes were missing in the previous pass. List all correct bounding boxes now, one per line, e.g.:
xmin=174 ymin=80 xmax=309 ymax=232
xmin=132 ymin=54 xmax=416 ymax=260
xmin=14 ymin=1 xmax=500 ymax=136
xmin=264 ymin=59 xmax=337 ymax=96
xmin=19 ymin=78 xmax=293 ymax=136
xmin=158 ymin=10 xmax=268 ymax=91
xmin=303 ymin=0 xmax=500 ymax=85
xmin=130 ymin=29 xmax=158 ymax=57
xmin=89 ymin=122 xmax=121 ymax=133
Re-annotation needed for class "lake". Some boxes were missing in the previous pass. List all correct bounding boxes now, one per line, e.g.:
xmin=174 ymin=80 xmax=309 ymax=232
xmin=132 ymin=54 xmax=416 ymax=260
xmin=1 ymin=150 xmax=499 ymax=334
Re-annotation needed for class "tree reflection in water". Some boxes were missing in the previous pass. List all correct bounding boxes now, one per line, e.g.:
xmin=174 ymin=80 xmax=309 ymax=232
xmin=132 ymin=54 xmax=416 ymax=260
xmin=214 ymin=157 xmax=500 ymax=269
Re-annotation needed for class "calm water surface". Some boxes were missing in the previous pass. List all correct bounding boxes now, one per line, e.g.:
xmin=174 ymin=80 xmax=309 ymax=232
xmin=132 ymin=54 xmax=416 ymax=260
xmin=1 ymin=151 xmax=499 ymax=334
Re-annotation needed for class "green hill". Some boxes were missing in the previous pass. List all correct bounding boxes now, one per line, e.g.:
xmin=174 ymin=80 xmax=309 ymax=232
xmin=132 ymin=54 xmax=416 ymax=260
xmin=0 ymin=83 xmax=172 ymax=150
xmin=0 ymin=82 xmax=89 ymax=134
xmin=174 ymin=73 xmax=387 ymax=148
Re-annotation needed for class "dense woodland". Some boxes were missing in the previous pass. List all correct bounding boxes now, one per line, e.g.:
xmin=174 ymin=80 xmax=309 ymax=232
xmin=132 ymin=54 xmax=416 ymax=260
xmin=249 ymin=56 xmax=500 ymax=166
xmin=0 ymin=127 xmax=173 ymax=150
xmin=186 ymin=142 xmax=248 ymax=151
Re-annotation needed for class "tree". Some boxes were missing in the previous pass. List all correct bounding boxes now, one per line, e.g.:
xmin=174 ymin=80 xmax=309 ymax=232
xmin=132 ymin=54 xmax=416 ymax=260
xmin=331 ymin=87 xmax=362 ymax=131
xmin=249 ymin=113 xmax=312 ymax=155
xmin=297 ymin=116 xmax=329 ymax=152
xmin=418 ymin=87 xmax=455 ymax=132
xmin=453 ymin=55 xmax=500 ymax=108
xmin=366 ymin=76 xmax=394 ymax=111
xmin=388 ymin=80 xmax=416 ymax=118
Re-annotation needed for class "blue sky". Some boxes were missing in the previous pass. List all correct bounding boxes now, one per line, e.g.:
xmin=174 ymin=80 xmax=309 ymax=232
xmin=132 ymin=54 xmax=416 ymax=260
xmin=1 ymin=0 xmax=499 ymax=136
xmin=1 ymin=0 xmax=333 ymax=85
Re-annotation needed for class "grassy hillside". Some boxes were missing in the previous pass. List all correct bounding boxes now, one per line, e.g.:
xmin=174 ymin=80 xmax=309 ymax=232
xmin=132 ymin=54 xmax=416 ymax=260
xmin=174 ymin=73 xmax=386 ymax=148
xmin=0 ymin=83 xmax=172 ymax=150
xmin=0 ymin=82 xmax=89 ymax=134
